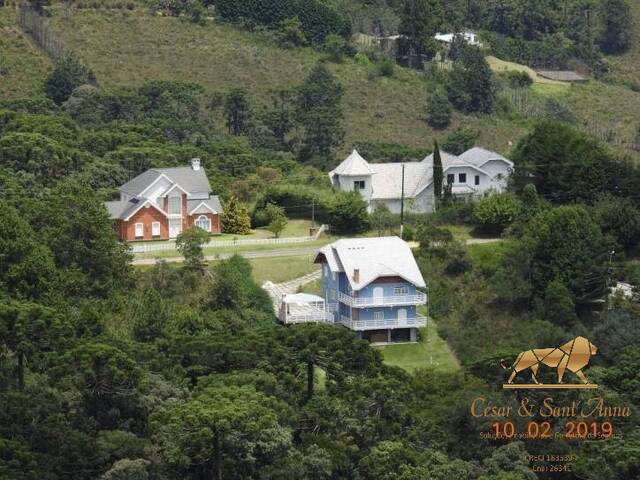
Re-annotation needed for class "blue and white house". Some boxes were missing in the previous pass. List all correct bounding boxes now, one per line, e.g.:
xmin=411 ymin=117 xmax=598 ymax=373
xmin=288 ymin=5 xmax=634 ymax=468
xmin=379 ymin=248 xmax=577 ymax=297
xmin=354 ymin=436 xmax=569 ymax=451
xmin=314 ymin=237 xmax=427 ymax=343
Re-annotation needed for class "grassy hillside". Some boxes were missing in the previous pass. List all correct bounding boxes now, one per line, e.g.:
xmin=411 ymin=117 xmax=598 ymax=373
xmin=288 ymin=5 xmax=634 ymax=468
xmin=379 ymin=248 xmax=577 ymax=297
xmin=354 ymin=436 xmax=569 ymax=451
xmin=0 ymin=8 xmax=51 ymax=99
xmin=2 ymin=5 xmax=639 ymax=160
xmin=44 ymin=8 xmax=526 ymax=156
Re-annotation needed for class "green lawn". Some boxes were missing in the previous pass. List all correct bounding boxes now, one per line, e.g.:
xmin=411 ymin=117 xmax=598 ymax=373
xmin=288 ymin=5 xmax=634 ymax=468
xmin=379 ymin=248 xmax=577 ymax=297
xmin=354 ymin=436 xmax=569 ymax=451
xmin=297 ymin=278 xmax=322 ymax=296
xmin=135 ymin=237 xmax=331 ymax=260
xmin=249 ymin=255 xmax=319 ymax=284
xmin=376 ymin=321 xmax=459 ymax=373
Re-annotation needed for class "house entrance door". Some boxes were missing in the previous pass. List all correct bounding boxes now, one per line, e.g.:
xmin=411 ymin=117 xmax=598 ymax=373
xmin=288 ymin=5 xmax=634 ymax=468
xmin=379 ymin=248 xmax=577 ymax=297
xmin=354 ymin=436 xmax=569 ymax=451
xmin=169 ymin=219 xmax=182 ymax=238
xmin=397 ymin=308 xmax=407 ymax=326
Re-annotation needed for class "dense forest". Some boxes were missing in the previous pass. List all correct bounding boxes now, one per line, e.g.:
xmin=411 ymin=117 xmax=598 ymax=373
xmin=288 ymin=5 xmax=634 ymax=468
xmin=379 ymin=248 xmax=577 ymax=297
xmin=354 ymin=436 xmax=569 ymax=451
xmin=1 ymin=0 xmax=640 ymax=479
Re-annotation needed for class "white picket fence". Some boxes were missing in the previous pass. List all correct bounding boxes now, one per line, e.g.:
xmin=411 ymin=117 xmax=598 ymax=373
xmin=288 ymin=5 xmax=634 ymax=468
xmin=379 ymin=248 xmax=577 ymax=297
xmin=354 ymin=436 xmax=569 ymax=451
xmin=130 ymin=224 xmax=328 ymax=254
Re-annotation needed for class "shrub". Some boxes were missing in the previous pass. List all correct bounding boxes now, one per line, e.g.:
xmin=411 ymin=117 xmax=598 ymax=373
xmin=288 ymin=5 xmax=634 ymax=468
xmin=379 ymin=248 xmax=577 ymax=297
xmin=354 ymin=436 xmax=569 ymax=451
xmin=376 ymin=57 xmax=395 ymax=77
xmin=473 ymin=194 xmax=522 ymax=234
xmin=426 ymin=89 xmax=452 ymax=129
xmin=44 ymin=53 xmax=95 ymax=105
xmin=506 ymin=70 xmax=533 ymax=88
xmin=323 ymin=34 xmax=348 ymax=62
xmin=442 ymin=127 xmax=478 ymax=155
xmin=329 ymin=191 xmax=370 ymax=235
xmin=277 ymin=16 xmax=307 ymax=48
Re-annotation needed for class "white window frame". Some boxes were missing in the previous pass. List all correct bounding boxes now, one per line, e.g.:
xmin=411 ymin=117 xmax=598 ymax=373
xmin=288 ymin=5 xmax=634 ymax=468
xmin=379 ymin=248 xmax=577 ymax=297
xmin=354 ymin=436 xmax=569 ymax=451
xmin=459 ymin=173 xmax=467 ymax=183
xmin=475 ymin=175 xmax=480 ymax=186
xmin=394 ymin=286 xmax=408 ymax=296
xmin=373 ymin=311 xmax=384 ymax=321
xmin=134 ymin=223 xmax=144 ymax=238
xmin=152 ymin=221 xmax=161 ymax=237
xmin=194 ymin=215 xmax=211 ymax=232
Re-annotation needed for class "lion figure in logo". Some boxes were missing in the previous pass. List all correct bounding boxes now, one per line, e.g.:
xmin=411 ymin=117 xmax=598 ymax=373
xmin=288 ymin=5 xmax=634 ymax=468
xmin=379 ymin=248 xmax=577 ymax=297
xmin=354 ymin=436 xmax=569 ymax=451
xmin=503 ymin=337 xmax=598 ymax=385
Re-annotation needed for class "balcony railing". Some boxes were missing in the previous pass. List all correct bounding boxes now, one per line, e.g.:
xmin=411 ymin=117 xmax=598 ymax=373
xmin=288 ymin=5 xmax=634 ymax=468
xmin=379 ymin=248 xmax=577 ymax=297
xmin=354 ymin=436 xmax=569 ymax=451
xmin=338 ymin=291 xmax=427 ymax=307
xmin=339 ymin=314 xmax=427 ymax=331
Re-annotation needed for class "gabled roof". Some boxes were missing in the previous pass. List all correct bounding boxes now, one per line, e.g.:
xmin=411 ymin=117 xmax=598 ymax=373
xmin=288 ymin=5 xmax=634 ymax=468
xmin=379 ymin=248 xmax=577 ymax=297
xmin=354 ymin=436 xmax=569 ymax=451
xmin=329 ymin=150 xmax=376 ymax=177
xmin=187 ymin=196 xmax=223 ymax=215
xmin=122 ymin=199 xmax=168 ymax=221
xmin=315 ymin=237 xmax=426 ymax=291
xmin=119 ymin=166 xmax=212 ymax=197
xmin=458 ymin=147 xmax=514 ymax=168
xmin=104 ymin=197 xmax=168 ymax=221
xmin=119 ymin=170 xmax=162 ymax=196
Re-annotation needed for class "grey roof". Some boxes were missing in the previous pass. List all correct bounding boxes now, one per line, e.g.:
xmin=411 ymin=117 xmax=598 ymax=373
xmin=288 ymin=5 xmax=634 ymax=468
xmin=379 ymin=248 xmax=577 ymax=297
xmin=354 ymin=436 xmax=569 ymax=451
xmin=370 ymin=162 xmax=429 ymax=199
xmin=119 ymin=170 xmax=162 ymax=196
xmin=187 ymin=196 xmax=223 ymax=214
xmin=330 ymin=147 xmax=511 ymax=200
xmin=119 ymin=166 xmax=211 ymax=196
xmin=329 ymin=150 xmax=376 ymax=177
xmin=315 ymin=236 xmax=426 ymax=291
xmin=156 ymin=167 xmax=212 ymax=194
xmin=458 ymin=147 xmax=513 ymax=167
xmin=104 ymin=197 xmax=167 ymax=221
xmin=104 ymin=200 xmax=130 ymax=219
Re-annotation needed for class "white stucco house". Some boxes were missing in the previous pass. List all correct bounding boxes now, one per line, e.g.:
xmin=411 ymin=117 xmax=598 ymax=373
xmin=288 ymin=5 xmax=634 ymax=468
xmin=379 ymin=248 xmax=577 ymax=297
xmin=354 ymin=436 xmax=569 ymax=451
xmin=328 ymin=147 xmax=513 ymax=214
xmin=434 ymin=31 xmax=483 ymax=47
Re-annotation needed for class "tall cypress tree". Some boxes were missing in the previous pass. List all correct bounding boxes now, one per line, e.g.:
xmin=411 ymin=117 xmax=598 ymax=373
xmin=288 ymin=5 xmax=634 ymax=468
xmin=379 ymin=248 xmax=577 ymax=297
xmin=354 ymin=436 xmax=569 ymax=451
xmin=433 ymin=140 xmax=443 ymax=208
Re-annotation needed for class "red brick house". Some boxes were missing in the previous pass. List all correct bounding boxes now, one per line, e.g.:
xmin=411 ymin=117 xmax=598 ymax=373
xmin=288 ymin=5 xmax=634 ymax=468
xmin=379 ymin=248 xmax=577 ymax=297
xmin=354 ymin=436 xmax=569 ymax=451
xmin=104 ymin=159 xmax=223 ymax=242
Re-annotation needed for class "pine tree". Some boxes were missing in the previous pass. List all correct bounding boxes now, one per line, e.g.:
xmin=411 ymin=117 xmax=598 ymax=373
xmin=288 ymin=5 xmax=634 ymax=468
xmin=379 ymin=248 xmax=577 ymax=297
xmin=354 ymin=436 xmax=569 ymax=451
xmin=221 ymin=196 xmax=252 ymax=235
xmin=600 ymin=0 xmax=632 ymax=54
xmin=296 ymin=63 xmax=344 ymax=166
xmin=224 ymin=89 xmax=251 ymax=135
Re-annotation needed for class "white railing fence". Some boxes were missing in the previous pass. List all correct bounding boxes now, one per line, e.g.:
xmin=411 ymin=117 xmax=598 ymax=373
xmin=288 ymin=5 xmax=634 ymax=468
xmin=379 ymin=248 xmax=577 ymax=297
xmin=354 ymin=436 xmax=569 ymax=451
xmin=340 ymin=314 xmax=427 ymax=331
xmin=337 ymin=291 xmax=427 ymax=307
xmin=130 ymin=224 xmax=328 ymax=254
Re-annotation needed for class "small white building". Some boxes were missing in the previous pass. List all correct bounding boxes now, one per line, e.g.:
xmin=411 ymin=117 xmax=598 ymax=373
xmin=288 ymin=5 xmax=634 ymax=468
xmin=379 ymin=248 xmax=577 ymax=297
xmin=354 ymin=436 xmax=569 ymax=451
xmin=329 ymin=147 xmax=513 ymax=214
xmin=435 ymin=31 xmax=483 ymax=47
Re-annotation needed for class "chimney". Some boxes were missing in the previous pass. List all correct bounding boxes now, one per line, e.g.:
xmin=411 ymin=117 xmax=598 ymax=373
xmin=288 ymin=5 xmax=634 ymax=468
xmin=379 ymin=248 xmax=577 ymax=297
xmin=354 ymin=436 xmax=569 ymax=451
xmin=191 ymin=158 xmax=201 ymax=171
xmin=353 ymin=269 xmax=360 ymax=283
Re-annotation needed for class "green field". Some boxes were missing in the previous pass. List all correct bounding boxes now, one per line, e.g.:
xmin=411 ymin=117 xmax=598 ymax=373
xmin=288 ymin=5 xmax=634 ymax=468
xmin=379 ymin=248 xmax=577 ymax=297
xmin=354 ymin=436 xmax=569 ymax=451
xmin=377 ymin=321 xmax=460 ymax=373
xmin=249 ymin=254 xmax=319 ymax=284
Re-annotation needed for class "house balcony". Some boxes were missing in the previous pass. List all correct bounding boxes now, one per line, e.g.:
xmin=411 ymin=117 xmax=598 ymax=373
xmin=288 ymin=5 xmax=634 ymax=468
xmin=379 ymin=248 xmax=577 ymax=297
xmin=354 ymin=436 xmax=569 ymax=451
xmin=337 ymin=291 xmax=427 ymax=308
xmin=339 ymin=314 xmax=427 ymax=331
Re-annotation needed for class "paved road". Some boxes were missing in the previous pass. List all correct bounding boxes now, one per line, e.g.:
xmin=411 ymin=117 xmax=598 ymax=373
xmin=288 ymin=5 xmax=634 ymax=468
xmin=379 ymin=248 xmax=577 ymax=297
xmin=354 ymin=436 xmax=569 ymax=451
xmin=131 ymin=246 xmax=320 ymax=266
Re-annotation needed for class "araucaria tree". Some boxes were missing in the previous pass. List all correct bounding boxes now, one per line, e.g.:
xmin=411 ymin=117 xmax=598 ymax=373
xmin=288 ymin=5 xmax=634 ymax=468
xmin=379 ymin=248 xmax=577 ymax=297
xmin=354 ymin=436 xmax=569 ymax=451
xmin=397 ymin=0 xmax=444 ymax=68
xmin=599 ymin=0 xmax=632 ymax=54
xmin=296 ymin=63 xmax=344 ymax=167
xmin=224 ymin=88 xmax=251 ymax=135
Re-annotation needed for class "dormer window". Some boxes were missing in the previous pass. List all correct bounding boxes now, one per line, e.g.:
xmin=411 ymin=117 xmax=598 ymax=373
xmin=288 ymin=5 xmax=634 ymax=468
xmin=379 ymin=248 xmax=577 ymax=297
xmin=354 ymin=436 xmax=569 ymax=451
xmin=169 ymin=196 xmax=181 ymax=214
xmin=354 ymin=180 xmax=365 ymax=190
